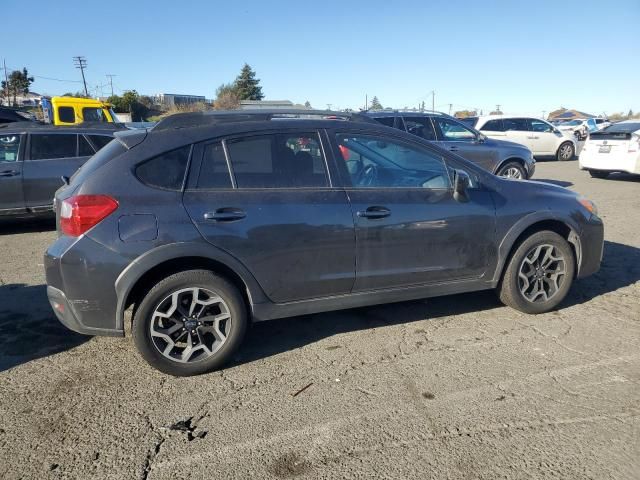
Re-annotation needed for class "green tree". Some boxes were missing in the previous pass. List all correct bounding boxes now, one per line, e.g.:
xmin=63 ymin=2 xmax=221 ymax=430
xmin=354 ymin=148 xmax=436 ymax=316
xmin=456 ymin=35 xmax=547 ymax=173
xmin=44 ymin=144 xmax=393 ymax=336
xmin=233 ymin=64 xmax=264 ymax=101
xmin=107 ymin=90 xmax=148 ymax=120
xmin=1 ymin=68 xmax=34 ymax=106
xmin=628 ymin=109 xmax=634 ymax=118
xmin=304 ymin=100 xmax=311 ymax=109
xmin=369 ymin=96 xmax=383 ymax=110
xmin=214 ymin=83 xmax=240 ymax=110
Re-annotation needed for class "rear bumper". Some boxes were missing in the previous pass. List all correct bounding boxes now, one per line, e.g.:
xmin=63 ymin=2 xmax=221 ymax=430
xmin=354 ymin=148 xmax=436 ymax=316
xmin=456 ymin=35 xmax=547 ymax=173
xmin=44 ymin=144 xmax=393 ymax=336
xmin=47 ymin=285 xmax=122 ymax=337
xmin=577 ymin=215 xmax=604 ymax=279
xmin=579 ymin=152 xmax=640 ymax=174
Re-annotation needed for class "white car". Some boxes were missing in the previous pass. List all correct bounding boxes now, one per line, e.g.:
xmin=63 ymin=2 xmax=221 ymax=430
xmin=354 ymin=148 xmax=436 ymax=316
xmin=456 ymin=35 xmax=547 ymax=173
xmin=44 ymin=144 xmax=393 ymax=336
xmin=467 ymin=115 xmax=577 ymax=161
xmin=594 ymin=118 xmax=611 ymax=130
xmin=556 ymin=118 xmax=598 ymax=140
xmin=579 ymin=120 xmax=640 ymax=178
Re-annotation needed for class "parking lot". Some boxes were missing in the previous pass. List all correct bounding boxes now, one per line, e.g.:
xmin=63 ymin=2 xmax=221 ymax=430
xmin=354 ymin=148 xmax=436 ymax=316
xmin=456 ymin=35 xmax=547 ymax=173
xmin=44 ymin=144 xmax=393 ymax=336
xmin=0 ymin=160 xmax=638 ymax=479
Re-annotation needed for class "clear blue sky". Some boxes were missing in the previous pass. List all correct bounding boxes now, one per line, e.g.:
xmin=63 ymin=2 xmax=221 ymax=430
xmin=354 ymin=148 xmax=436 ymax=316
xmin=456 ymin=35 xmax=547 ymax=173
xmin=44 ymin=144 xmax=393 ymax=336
xmin=4 ymin=0 xmax=639 ymax=116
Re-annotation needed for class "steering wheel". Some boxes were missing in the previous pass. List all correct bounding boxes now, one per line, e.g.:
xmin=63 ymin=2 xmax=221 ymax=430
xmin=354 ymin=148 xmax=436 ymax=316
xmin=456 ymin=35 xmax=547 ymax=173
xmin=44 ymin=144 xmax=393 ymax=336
xmin=357 ymin=164 xmax=378 ymax=187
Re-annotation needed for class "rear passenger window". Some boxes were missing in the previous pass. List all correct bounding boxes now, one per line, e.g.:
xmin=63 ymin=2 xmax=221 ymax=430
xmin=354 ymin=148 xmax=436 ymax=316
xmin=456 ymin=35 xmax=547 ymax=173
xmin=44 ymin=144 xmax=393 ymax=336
xmin=481 ymin=119 xmax=504 ymax=131
xmin=0 ymin=134 xmax=21 ymax=162
xmin=136 ymin=145 xmax=191 ymax=190
xmin=78 ymin=135 xmax=95 ymax=156
xmin=30 ymin=134 xmax=77 ymax=160
xmin=58 ymin=107 xmax=75 ymax=123
xmin=88 ymin=135 xmax=113 ymax=150
xmin=227 ymin=133 xmax=328 ymax=188
xmin=374 ymin=117 xmax=396 ymax=128
xmin=404 ymin=117 xmax=437 ymax=140
xmin=503 ymin=118 xmax=530 ymax=131
xmin=197 ymin=142 xmax=232 ymax=189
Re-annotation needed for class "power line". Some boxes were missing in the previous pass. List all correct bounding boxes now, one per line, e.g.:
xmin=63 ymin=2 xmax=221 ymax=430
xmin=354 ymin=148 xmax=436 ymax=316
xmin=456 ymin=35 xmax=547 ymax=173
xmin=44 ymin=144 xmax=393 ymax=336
xmin=73 ymin=56 xmax=89 ymax=97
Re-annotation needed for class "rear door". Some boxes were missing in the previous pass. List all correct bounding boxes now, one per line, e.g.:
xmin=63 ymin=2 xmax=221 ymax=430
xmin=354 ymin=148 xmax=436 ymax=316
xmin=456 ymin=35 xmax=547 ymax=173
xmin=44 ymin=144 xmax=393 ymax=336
xmin=183 ymin=129 xmax=356 ymax=303
xmin=0 ymin=133 xmax=25 ymax=214
xmin=502 ymin=118 xmax=534 ymax=152
xmin=23 ymin=133 xmax=94 ymax=209
xmin=431 ymin=116 xmax=497 ymax=171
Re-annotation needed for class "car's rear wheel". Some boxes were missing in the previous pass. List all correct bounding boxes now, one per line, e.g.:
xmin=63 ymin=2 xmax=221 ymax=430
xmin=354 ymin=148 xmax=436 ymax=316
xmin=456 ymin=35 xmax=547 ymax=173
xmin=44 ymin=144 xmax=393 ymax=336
xmin=498 ymin=231 xmax=575 ymax=314
xmin=496 ymin=161 xmax=527 ymax=179
xmin=589 ymin=170 xmax=610 ymax=179
xmin=556 ymin=142 xmax=575 ymax=161
xmin=132 ymin=270 xmax=247 ymax=376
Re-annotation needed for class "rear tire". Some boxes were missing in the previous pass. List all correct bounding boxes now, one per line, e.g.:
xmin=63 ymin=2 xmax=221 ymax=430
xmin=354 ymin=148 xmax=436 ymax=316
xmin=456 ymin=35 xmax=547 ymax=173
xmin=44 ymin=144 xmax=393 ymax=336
xmin=556 ymin=142 xmax=575 ymax=161
xmin=496 ymin=161 xmax=527 ymax=179
xmin=498 ymin=231 xmax=575 ymax=314
xmin=132 ymin=270 xmax=248 ymax=376
xmin=589 ymin=170 xmax=610 ymax=179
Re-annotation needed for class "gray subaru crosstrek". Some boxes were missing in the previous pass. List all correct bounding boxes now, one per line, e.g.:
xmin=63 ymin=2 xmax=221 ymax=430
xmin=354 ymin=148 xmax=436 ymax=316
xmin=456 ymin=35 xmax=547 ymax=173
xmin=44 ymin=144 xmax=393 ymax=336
xmin=45 ymin=110 xmax=603 ymax=376
xmin=366 ymin=111 xmax=536 ymax=179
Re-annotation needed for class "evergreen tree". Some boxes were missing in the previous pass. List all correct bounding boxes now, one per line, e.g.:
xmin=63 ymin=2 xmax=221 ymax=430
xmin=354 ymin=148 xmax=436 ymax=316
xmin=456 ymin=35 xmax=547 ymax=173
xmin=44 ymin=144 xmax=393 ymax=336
xmin=369 ymin=96 xmax=383 ymax=110
xmin=628 ymin=109 xmax=634 ymax=118
xmin=233 ymin=63 xmax=264 ymax=101
xmin=304 ymin=100 xmax=311 ymax=109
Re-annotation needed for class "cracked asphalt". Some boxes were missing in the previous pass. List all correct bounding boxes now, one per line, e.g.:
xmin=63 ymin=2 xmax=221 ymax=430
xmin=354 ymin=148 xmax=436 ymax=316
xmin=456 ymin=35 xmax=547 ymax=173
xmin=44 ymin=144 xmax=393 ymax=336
xmin=0 ymin=161 xmax=638 ymax=480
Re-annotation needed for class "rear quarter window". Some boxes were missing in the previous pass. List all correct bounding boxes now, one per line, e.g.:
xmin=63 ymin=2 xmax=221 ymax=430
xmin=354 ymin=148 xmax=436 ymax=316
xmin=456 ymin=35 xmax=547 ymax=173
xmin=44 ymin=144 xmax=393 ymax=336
xmin=135 ymin=145 xmax=191 ymax=190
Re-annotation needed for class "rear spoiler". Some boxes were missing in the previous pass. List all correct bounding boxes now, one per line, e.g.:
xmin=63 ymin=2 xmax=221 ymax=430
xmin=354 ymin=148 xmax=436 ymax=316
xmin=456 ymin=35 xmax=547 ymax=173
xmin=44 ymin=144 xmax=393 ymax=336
xmin=114 ymin=128 xmax=148 ymax=149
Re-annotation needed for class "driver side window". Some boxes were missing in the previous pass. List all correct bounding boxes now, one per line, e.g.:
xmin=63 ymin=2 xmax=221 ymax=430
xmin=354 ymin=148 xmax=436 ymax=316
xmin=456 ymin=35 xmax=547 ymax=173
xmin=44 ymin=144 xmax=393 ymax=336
xmin=336 ymin=134 xmax=451 ymax=189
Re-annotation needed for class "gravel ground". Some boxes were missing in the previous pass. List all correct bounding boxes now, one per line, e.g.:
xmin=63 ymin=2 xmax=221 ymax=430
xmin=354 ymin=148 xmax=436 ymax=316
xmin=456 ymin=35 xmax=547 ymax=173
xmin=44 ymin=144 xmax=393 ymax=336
xmin=0 ymin=161 xmax=638 ymax=480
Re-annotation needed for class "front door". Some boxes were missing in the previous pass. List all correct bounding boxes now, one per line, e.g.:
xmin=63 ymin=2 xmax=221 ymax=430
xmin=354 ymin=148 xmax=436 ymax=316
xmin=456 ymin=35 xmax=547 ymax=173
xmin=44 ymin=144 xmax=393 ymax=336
xmin=431 ymin=116 xmax=497 ymax=172
xmin=529 ymin=118 xmax=557 ymax=155
xmin=332 ymin=131 xmax=496 ymax=291
xmin=23 ymin=133 xmax=92 ymax=209
xmin=183 ymin=131 xmax=356 ymax=303
xmin=0 ymin=133 xmax=25 ymax=214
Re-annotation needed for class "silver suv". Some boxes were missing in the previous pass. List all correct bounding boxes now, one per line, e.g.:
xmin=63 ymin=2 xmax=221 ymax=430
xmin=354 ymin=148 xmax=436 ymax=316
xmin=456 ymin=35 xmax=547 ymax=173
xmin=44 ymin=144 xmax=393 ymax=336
xmin=366 ymin=111 xmax=535 ymax=179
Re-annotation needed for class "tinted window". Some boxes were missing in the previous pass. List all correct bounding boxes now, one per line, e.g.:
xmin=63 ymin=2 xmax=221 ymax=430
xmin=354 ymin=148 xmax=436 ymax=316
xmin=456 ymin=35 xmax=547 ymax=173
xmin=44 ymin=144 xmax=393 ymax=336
xmin=88 ymin=135 xmax=113 ymax=150
xmin=530 ymin=119 xmax=551 ymax=132
xmin=503 ymin=118 xmax=530 ymax=131
xmin=82 ymin=107 xmax=107 ymax=122
xmin=374 ymin=116 xmax=396 ymax=128
xmin=78 ymin=135 xmax=95 ymax=156
xmin=136 ymin=145 xmax=191 ymax=190
xmin=481 ymin=119 xmax=504 ymax=131
xmin=403 ymin=117 xmax=437 ymax=140
xmin=227 ymin=133 xmax=328 ymax=188
xmin=197 ymin=142 xmax=232 ymax=189
xmin=30 ymin=134 xmax=77 ymax=160
xmin=58 ymin=106 xmax=75 ymax=123
xmin=433 ymin=118 xmax=476 ymax=141
xmin=0 ymin=134 xmax=21 ymax=162
xmin=336 ymin=134 xmax=450 ymax=189
xmin=458 ymin=117 xmax=478 ymax=128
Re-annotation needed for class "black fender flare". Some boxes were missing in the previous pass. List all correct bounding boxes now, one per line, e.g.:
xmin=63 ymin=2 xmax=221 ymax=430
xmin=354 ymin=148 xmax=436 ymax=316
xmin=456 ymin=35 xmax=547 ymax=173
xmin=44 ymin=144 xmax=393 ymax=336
xmin=113 ymin=242 xmax=268 ymax=330
xmin=491 ymin=210 xmax=582 ymax=284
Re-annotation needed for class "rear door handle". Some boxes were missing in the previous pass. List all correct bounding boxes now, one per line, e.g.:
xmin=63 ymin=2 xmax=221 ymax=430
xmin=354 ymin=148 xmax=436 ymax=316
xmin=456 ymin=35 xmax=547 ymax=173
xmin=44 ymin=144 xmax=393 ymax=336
xmin=357 ymin=206 xmax=391 ymax=219
xmin=203 ymin=208 xmax=246 ymax=222
xmin=0 ymin=170 xmax=19 ymax=177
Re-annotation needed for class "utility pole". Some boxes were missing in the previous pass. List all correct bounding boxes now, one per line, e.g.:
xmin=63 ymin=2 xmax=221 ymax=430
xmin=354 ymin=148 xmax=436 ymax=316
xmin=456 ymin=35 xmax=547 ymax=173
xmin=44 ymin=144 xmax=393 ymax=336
xmin=326 ymin=104 xmax=332 ymax=111
xmin=365 ymin=94 xmax=368 ymax=111
xmin=431 ymin=91 xmax=435 ymax=112
xmin=106 ymin=74 xmax=116 ymax=97
xmin=73 ymin=56 xmax=89 ymax=97
xmin=2 ymin=59 xmax=9 ymax=106
xmin=496 ymin=104 xmax=501 ymax=113
xmin=449 ymin=103 xmax=453 ymax=115
xmin=542 ymin=110 xmax=546 ymax=119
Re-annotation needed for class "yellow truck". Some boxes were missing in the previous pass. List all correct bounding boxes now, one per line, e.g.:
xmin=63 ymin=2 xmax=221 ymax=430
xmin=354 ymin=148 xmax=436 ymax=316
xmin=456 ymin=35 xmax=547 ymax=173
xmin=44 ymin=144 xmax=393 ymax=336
xmin=41 ymin=96 xmax=119 ymax=125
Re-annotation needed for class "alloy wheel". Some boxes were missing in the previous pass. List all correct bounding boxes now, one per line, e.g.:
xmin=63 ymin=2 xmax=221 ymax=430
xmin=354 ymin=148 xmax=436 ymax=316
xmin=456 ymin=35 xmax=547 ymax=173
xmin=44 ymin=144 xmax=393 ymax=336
xmin=502 ymin=167 xmax=524 ymax=179
xmin=559 ymin=144 xmax=574 ymax=160
xmin=149 ymin=287 xmax=231 ymax=363
xmin=518 ymin=244 xmax=567 ymax=303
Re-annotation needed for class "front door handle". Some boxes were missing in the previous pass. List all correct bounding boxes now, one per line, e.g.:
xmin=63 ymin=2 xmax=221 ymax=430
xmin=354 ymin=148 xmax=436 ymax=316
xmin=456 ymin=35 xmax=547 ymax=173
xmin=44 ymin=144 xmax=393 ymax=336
xmin=0 ymin=170 xmax=19 ymax=177
xmin=357 ymin=206 xmax=391 ymax=219
xmin=203 ymin=208 xmax=246 ymax=222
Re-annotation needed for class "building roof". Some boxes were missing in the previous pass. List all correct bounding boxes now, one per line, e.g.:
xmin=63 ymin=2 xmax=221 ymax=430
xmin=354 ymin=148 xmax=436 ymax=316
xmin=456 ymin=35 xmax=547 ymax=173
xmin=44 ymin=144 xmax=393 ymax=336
xmin=548 ymin=108 xmax=595 ymax=120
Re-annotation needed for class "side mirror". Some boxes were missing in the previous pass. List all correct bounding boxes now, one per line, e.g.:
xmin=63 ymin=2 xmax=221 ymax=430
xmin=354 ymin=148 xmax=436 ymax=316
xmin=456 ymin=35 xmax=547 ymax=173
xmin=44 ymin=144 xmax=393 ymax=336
xmin=453 ymin=169 xmax=470 ymax=203
xmin=476 ymin=133 xmax=486 ymax=143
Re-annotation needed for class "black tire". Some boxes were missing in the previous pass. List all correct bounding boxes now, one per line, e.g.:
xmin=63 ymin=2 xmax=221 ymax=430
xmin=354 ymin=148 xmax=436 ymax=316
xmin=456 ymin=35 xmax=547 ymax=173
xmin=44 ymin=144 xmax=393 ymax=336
xmin=496 ymin=161 xmax=527 ymax=179
xmin=589 ymin=170 xmax=610 ymax=179
xmin=132 ymin=270 xmax=248 ymax=376
xmin=556 ymin=142 xmax=575 ymax=161
xmin=498 ymin=231 xmax=575 ymax=314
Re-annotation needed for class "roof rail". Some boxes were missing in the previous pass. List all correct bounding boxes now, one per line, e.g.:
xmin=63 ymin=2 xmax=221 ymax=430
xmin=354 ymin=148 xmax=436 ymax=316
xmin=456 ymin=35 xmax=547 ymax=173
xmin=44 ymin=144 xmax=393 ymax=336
xmin=153 ymin=109 xmax=376 ymax=131
xmin=364 ymin=109 xmax=456 ymax=119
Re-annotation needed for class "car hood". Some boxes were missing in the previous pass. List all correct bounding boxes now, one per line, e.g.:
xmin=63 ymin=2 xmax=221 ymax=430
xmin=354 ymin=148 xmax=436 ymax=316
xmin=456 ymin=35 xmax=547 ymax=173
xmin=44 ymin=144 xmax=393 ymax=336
xmin=483 ymin=137 xmax=531 ymax=152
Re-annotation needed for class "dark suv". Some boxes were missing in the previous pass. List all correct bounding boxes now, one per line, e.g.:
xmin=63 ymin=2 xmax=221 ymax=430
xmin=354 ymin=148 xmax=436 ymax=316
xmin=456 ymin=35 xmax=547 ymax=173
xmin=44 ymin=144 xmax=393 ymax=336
xmin=45 ymin=110 xmax=603 ymax=376
xmin=366 ymin=111 xmax=536 ymax=179
xmin=0 ymin=122 xmax=122 ymax=218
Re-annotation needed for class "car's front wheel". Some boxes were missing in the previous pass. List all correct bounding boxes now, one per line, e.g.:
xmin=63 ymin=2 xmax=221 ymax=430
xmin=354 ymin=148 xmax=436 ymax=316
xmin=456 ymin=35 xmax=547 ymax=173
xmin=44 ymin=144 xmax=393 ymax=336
xmin=132 ymin=270 xmax=248 ymax=376
xmin=556 ymin=142 xmax=575 ymax=161
xmin=496 ymin=161 xmax=527 ymax=179
xmin=498 ymin=231 xmax=575 ymax=314
xmin=589 ymin=170 xmax=610 ymax=179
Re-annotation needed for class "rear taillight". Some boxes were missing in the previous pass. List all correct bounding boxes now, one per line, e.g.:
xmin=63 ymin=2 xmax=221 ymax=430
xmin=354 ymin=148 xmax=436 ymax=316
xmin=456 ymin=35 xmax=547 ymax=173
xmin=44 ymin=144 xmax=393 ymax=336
xmin=60 ymin=195 xmax=118 ymax=237
xmin=629 ymin=135 xmax=640 ymax=153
